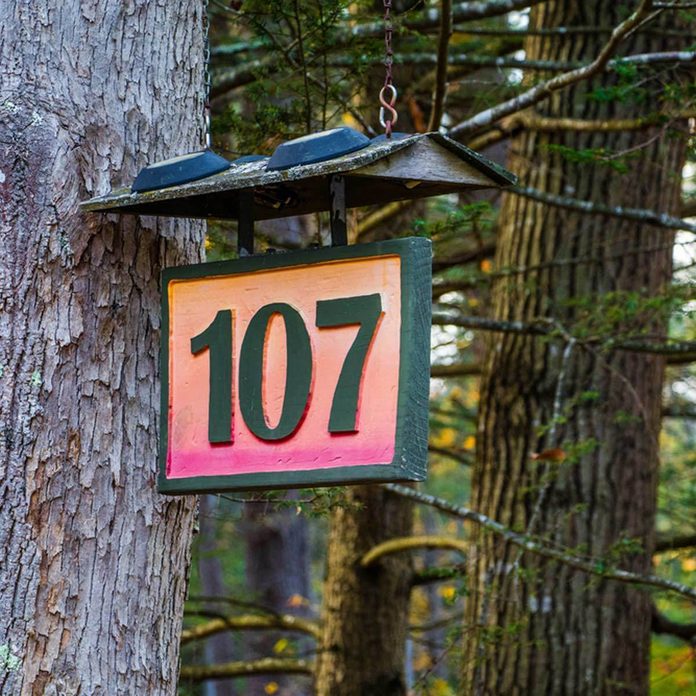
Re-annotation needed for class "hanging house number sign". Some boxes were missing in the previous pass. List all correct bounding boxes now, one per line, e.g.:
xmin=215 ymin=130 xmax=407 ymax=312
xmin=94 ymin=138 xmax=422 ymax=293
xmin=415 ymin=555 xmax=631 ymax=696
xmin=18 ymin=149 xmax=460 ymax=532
xmin=160 ymin=238 xmax=430 ymax=492
xmin=82 ymin=129 xmax=515 ymax=492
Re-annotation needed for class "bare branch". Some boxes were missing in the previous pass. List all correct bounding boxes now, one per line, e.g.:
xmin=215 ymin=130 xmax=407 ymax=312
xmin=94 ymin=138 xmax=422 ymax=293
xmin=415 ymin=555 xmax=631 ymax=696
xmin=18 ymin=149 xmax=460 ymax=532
xmin=383 ymin=483 xmax=696 ymax=603
xmin=510 ymin=185 xmax=696 ymax=234
xmin=181 ymin=613 xmax=321 ymax=645
xmin=179 ymin=657 xmax=314 ymax=681
xmin=432 ymin=312 xmax=696 ymax=361
xmin=428 ymin=0 xmax=453 ymax=132
xmin=655 ymin=533 xmax=696 ymax=552
xmin=651 ymin=605 xmax=696 ymax=642
xmin=361 ymin=535 xmax=469 ymax=568
xmin=350 ymin=1 xmax=548 ymax=38
xmin=428 ymin=444 xmax=473 ymax=465
xmin=449 ymin=0 xmax=659 ymax=138
xmin=431 ymin=362 xmax=481 ymax=378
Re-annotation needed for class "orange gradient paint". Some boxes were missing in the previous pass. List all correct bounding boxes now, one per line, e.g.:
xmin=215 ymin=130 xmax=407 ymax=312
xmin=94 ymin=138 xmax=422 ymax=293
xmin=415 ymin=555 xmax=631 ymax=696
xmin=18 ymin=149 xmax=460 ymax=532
xmin=166 ymin=256 xmax=402 ymax=479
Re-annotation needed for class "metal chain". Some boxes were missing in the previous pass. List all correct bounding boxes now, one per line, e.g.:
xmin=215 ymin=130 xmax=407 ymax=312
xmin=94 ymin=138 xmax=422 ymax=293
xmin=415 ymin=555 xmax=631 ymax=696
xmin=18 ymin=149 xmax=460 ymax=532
xmin=379 ymin=0 xmax=398 ymax=138
xmin=203 ymin=0 xmax=212 ymax=149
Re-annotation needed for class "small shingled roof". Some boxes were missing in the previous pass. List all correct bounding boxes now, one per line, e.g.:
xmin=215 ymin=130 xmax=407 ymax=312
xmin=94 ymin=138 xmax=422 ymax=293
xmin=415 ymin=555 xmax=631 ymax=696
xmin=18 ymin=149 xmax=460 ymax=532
xmin=80 ymin=132 xmax=516 ymax=222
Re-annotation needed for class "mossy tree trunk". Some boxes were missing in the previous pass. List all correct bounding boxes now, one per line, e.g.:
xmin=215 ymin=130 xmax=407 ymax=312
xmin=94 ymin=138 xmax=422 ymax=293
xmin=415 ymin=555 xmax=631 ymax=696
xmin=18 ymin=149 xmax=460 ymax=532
xmin=462 ymin=3 xmax=689 ymax=695
xmin=0 ymin=2 xmax=205 ymax=693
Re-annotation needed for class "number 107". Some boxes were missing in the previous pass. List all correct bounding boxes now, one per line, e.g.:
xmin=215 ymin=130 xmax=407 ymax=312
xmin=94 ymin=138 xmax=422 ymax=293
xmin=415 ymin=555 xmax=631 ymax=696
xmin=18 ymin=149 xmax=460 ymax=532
xmin=190 ymin=293 xmax=383 ymax=444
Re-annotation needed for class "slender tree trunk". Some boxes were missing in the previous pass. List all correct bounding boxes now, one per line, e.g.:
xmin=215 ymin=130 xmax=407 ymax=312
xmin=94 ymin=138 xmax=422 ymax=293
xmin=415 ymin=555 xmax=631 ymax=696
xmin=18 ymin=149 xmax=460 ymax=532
xmin=462 ymin=3 xmax=689 ymax=695
xmin=0 ymin=2 xmax=205 ymax=693
xmin=316 ymin=485 xmax=414 ymax=696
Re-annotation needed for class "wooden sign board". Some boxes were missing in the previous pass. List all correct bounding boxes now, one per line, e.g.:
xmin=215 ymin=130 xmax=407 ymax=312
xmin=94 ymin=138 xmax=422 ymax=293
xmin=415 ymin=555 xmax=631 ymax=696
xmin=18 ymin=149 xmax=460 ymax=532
xmin=159 ymin=237 xmax=431 ymax=493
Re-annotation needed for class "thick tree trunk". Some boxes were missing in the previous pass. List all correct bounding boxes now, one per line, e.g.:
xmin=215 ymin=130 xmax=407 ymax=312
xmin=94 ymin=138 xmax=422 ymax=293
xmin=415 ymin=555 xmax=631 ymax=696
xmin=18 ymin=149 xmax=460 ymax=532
xmin=0 ymin=2 xmax=205 ymax=693
xmin=316 ymin=485 xmax=414 ymax=696
xmin=462 ymin=3 xmax=689 ymax=695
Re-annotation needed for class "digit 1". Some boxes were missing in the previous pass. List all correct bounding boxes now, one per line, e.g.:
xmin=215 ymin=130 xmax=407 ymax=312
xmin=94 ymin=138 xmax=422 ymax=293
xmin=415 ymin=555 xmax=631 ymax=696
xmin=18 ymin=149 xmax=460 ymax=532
xmin=190 ymin=309 xmax=233 ymax=444
xmin=316 ymin=293 xmax=383 ymax=433
xmin=239 ymin=303 xmax=313 ymax=441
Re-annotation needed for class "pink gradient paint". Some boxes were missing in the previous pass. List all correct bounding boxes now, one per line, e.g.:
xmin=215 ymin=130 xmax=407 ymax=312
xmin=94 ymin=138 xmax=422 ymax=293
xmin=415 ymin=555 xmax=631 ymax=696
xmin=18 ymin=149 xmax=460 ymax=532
xmin=166 ymin=256 xmax=402 ymax=479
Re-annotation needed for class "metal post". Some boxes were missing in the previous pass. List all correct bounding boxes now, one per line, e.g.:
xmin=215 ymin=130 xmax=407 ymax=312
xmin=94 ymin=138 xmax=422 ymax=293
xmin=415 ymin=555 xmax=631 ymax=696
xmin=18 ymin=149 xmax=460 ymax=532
xmin=329 ymin=175 xmax=347 ymax=247
xmin=238 ymin=190 xmax=254 ymax=256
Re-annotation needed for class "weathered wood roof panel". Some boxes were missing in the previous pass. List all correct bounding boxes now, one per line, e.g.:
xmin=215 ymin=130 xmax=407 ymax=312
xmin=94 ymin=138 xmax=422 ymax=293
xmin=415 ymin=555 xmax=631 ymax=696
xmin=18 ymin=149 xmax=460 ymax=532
xmin=80 ymin=133 xmax=516 ymax=221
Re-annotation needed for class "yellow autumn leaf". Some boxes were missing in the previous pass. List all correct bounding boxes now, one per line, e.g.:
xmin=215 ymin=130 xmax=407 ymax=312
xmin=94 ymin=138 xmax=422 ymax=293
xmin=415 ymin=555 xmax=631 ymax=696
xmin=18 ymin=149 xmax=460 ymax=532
xmin=429 ymin=677 xmax=455 ymax=696
xmin=412 ymin=650 xmax=433 ymax=671
xmin=439 ymin=585 xmax=457 ymax=601
xmin=273 ymin=638 xmax=289 ymax=654
xmin=480 ymin=259 xmax=493 ymax=273
xmin=433 ymin=428 xmax=457 ymax=448
xmin=681 ymin=557 xmax=696 ymax=572
xmin=264 ymin=682 xmax=279 ymax=695
xmin=286 ymin=593 xmax=310 ymax=608
xmin=463 ymin=435 xmax=476 ymax=450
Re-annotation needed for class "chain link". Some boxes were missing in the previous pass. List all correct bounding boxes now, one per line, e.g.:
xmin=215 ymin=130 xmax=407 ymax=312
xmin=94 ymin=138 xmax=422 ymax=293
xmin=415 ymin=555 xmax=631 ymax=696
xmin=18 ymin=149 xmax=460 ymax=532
xmin=203 ymin=0 xmax=212 ymax=149
xmin=381 ymin=0 xmax=397 ymax=137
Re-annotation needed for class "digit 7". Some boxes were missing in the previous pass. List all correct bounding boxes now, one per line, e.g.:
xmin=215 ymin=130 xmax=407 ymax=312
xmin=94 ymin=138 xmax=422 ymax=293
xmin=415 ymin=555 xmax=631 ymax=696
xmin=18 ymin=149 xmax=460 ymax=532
xmin=316 ymin=294 xmax=383 ymax=433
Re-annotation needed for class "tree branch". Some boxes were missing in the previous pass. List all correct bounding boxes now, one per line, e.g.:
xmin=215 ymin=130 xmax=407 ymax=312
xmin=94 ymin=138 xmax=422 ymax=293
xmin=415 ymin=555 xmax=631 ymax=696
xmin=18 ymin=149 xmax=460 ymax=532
xmin=511 ymin=185 xmax=696 ymax=234
xmin=449 ymin=0 xmax=659 ymax=138
xmin=349 ymin=0 xmax=548 ymax=38
xmin=431 ymin=362 xmax=481 ymax=378
xmin=383 ymin=483 xmax=696 ymax=603
xmin=432 ymin=312 xmax=696 ymax=361
xmin=181 ymin=613 xmax=321 ymax=645
xmin=361 ymin=535 xmax=469 ymax=568
xmin=651 ymin=605 xmax=696 ymax=642
xmin=655 ymin=533 xmax=696 ymax=553
xmin=428 ymin=0 xmax=453 ymax=132
xmin=179 ymin=657 xmax=314 ymax=681
xmin=428 ymin=444 xmax=473 ymax=465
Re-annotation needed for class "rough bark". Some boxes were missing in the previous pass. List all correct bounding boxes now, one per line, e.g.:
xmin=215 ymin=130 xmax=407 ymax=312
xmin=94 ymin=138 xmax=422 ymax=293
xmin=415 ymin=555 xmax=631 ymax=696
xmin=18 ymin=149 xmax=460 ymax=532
xmin=0 ymin=1 xmax=205 ymax=693
xmin=462 ymin=3 xmax=690 ymax=695
xmin=316 ymin=485 xmax=414 ymax=696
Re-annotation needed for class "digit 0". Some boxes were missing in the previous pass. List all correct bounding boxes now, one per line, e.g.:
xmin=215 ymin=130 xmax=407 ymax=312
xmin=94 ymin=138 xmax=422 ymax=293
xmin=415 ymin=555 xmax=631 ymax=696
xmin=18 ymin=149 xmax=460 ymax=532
xmin=238 ymin=303 xmax=313 ymax=441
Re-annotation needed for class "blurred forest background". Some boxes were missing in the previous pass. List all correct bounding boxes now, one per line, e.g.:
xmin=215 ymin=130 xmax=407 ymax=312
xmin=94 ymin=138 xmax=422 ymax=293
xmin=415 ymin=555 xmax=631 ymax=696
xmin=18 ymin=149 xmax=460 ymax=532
xmin=177 ymin=1 xmax=695 ymax=694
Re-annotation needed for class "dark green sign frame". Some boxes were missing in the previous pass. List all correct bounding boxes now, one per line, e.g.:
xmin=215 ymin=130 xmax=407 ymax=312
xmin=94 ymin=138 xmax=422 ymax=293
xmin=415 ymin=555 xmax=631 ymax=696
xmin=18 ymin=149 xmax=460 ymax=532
xmin=159 ymin=237 xmax=432 ymax=494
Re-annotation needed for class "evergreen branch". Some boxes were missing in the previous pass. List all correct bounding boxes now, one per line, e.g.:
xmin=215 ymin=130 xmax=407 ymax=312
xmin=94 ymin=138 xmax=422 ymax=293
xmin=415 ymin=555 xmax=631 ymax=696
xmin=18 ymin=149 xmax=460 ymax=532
xmin=181 ymin=613 xmax=321 ymax=645
xmin=449 ymin=0 xmax=659 ymax=138
xmin=361 ymin=535 xmax=469 ymax=567
xmin=179 ymin=657 xmax=314 ymax=681
xmin=383 ymin=483 xmax=696 ymax=603
xmin=428 ymin=0 xmax=453 ymax=132
xmin=510 ymin=186 xmax=696 ymax=234
xmin=432 ymin=312 xmax=696 ymax=360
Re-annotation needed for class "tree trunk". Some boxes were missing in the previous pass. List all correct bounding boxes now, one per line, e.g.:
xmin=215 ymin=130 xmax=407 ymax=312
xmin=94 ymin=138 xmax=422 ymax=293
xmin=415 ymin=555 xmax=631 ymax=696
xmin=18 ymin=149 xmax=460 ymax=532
xmin=0 ymin=2 xmax=205 ymax=693
xmin=462 ymin=3 xmax=689 ymax=695
xmin=316 ymin=485 xmax=414 ymax=696
xmin=242 ymin=497 xmax=312 ymax=696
